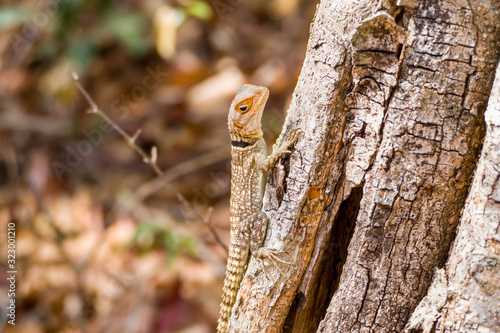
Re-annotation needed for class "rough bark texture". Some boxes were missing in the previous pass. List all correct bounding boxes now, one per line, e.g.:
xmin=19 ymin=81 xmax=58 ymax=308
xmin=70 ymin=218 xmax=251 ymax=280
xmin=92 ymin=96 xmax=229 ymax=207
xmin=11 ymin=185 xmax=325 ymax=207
xmin=228 ymin=0 xmax=500 ymax=332
xmin=405 ymin=62 xmax=500 ymax=333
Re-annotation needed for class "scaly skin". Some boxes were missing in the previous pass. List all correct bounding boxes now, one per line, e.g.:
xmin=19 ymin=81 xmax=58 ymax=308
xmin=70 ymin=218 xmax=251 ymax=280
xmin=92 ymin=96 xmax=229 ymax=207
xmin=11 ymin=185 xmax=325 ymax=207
xmin=217 ymin=84 xmax=300 ymax=333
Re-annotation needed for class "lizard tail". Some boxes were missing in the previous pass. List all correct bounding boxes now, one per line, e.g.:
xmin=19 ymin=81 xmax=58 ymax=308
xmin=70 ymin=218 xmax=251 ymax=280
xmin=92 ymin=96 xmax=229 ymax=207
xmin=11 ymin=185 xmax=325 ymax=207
xmin=217 ymin=243 xmax=249 ymax=333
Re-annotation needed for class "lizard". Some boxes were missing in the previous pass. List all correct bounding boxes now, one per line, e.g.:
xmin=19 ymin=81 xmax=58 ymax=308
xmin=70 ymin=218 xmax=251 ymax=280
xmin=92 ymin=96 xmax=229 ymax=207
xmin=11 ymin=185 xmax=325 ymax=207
xmin=217 ymin=84 xmax=301 ymax=333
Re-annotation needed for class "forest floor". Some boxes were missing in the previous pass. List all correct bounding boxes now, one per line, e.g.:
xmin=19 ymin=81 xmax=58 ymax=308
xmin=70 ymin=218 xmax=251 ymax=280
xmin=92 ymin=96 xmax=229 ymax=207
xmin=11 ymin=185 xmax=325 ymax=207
xmin=0 ymin=1 xmax=316 ymax=332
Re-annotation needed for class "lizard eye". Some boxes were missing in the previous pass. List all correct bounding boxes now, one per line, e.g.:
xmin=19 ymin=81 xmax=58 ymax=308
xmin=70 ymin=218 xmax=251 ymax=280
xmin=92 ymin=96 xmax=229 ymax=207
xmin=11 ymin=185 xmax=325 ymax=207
xmin=235 ymin=99 xmax=253 ymax=113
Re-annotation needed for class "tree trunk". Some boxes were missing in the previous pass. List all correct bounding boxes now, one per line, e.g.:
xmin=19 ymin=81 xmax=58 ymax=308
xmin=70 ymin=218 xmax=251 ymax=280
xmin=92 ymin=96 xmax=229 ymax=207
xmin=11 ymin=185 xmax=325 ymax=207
xmin=228 ymin=0 xmax=500 ymax=332
xmin=405 ymin=60 xmax=500 ymax=333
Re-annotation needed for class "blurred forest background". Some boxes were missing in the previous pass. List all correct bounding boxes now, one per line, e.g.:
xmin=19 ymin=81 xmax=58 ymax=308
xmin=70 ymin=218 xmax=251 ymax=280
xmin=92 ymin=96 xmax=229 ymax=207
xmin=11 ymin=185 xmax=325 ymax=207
xmin=0 ymin=0 xmax=318 ymax=332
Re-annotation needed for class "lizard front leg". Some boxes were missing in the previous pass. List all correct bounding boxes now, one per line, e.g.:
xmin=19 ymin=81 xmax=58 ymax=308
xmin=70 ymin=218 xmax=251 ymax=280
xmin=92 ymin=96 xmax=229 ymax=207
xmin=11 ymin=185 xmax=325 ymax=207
xmin=250 ymin=129 xmax=302 ymax=279
xmin=259 ymin=129 xmax=302 ymax=173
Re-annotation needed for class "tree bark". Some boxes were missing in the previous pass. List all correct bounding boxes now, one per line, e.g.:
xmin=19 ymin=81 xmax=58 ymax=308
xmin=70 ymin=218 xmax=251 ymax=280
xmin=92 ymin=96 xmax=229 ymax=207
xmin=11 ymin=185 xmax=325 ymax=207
xmin=405 ymin=60 xmax=500 ymax=333
xmin=228 ymin=0 xmax=500 ymax=332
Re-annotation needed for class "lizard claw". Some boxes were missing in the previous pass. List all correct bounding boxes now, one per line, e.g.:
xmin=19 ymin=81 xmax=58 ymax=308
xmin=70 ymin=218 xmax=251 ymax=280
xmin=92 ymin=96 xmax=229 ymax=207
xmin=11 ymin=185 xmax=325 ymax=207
xmin=277 ymin=129 xmax=302 ymax=155
xmin=254 ymin=247 xmax=293 ymax=283
xmin=286 ymin=129 xmax=303 ymax=145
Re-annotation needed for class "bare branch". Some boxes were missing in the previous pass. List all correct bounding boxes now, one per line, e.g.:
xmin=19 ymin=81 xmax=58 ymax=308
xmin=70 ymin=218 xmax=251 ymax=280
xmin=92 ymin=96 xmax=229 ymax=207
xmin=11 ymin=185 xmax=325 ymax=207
xmin=132 ymin=146 xmax=228 ymax=203
xmin=202 ymin=206 xmax=227 ymax=252
xmin=130 ymin=128 xmax=142 ymax=143
xmin=150 ymin=146 xmax=158 ymax=164
xmin=71 ymin=72 xmax=228 ymax=252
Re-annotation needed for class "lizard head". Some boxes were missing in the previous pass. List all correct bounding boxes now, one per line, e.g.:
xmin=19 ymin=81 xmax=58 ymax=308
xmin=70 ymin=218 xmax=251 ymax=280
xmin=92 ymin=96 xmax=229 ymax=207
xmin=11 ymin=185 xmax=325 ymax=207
xmin=228 ymin=84 xmax=269 ymax=139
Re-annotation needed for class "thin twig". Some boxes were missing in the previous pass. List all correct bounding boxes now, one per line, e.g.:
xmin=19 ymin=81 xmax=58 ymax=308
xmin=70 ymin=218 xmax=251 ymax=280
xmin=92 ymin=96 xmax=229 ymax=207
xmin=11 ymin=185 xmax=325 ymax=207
xmin=72 ymin=72 xmax=227 ymax=252
xmin=111 ymin=145 xmax=229 ymax=233
xmin=131 ymin=146 xmax=228 ymax=204
xmin=202 ymin=206 xmax=226 ymax=250
xmin=130 ymin=128 xmax=142 ymax=143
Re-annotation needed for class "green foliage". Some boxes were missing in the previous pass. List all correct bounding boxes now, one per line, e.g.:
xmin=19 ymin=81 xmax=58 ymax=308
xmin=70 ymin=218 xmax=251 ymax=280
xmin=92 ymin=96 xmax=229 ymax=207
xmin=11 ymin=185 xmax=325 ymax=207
xmin=56 ymin=0 xmax=85 ymax=33
xmin=101 ymin=10 xmax=149 ymax=56
xmin=0 ymin=0 xmax=213 ymax=70
xmin=0 ymin=1 xmax=150 ymax=70
xmin=65 ymin=36 xmax=97 ymax=70
xmin=0 ymin=6 xmax=29 ymax=30
xmin=128 ymin=220 xmax=197 ymax=265
xmin=184 ymin=1 xmax=213 ymax=21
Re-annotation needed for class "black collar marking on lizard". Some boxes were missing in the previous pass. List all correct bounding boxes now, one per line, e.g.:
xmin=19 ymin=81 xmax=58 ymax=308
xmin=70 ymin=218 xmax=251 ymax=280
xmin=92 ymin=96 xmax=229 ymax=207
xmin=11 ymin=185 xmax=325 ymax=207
xmin=231 ymin=140 xmax=252 ymax=148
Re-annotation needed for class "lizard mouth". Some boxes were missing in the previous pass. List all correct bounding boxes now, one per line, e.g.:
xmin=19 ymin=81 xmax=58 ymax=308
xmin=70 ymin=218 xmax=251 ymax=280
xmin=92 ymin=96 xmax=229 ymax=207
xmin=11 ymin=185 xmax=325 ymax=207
xmin=233 ymin=122 xmax=244 ymax=130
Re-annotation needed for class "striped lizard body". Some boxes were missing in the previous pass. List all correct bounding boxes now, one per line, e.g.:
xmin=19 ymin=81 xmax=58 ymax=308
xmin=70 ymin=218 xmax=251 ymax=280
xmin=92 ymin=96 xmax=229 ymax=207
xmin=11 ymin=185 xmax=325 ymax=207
xmin=217 ymin=84 xmax=300 ymax=333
